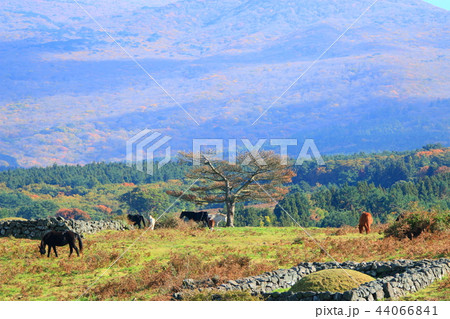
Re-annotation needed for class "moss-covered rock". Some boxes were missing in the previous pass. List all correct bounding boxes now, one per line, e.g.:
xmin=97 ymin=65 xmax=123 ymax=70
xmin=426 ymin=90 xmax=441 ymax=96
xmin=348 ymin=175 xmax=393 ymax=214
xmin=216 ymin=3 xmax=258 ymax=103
xmin=289 ymin=269 xmax=375 ymax=293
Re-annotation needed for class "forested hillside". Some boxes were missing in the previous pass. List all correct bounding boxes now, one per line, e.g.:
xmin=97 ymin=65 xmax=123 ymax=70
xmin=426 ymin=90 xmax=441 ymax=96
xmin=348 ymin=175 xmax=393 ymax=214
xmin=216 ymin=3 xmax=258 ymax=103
xmin=0 ymin=145 xmax=448 ymax=227
xmin=0 ymin=161 xmax=188 ymax=189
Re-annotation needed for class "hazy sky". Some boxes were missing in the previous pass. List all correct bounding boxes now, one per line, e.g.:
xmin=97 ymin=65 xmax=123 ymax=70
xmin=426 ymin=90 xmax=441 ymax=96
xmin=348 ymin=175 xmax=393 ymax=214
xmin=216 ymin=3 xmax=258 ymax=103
xmin=423 ymin=0 xmax=450 ymax=10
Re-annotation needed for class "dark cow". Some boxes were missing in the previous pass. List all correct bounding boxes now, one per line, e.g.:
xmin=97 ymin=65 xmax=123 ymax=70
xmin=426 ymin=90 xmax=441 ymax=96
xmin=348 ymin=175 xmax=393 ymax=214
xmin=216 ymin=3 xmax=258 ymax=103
xmin=127 ymin=214 xmax=146 ymax=229
xmin=358 ymin=212 xmax=373 ymax=234
xmin=180 ymin=211 xmax=209 ymax=227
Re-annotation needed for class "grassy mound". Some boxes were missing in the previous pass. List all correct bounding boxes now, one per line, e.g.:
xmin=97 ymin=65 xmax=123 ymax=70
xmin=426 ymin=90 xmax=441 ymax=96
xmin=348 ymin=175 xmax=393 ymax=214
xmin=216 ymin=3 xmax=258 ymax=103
xmin=289 ymin=269 xmax=375 ymax=293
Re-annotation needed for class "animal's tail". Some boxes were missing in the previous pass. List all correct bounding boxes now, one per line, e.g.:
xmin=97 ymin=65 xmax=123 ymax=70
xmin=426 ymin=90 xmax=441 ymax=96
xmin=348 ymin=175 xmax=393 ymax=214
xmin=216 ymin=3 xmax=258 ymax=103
xmin=77 ymin=234 xmax=83 ymax=252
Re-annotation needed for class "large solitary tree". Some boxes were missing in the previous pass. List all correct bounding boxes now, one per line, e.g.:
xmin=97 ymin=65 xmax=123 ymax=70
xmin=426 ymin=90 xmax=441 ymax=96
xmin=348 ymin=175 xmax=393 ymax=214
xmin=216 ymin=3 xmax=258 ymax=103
xmin=167 ymin=151 xmax=295 ymax=226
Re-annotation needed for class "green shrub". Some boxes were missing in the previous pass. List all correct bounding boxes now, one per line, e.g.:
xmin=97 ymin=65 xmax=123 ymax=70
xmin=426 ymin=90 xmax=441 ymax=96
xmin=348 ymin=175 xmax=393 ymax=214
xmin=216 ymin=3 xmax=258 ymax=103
xmin=384 ymin=210 xmax=449 ymax=239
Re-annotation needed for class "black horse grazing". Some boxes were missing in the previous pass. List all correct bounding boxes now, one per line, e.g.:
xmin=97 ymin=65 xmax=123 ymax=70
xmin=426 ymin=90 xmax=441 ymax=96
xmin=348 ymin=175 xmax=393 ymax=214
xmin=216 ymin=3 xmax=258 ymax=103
xmin=180 ymin=211 xmax=209 ymax=227
xmin=39 ymin=230 xmax=83 ymax=257
xmin=127 ymin=214 xmax=146 ymax=229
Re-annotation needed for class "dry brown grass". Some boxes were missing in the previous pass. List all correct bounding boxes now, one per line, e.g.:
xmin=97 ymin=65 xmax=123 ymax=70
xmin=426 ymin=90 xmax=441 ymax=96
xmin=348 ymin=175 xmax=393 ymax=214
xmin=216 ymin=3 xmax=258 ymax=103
xmin=0 ymin=226 xmax=448 ymax=301
xmin=90 ymin=248 xmax=274 ymax=300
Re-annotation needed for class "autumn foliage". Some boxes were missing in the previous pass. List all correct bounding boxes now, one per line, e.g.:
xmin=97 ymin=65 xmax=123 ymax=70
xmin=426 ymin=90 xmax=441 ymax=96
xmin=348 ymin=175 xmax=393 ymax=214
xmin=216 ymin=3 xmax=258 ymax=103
xmin=416 ymin=149 xmax=446 ymax=157
xmin=55 ymin=208 xmax=91 ymax=220
xmin=95 ymin=205 xmax=112 ymax=214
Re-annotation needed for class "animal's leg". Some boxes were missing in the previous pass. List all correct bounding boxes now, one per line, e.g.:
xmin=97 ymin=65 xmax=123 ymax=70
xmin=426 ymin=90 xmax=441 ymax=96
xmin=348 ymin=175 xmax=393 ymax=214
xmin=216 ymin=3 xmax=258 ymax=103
xmin=53 ymin=246 xmax=58 ymax=257
xmin=47 ymin=245 xmax=51 ymax=257
xmin=69 ymin=245 xmax=73 ymax=257
xmin=74 ymin=244 xmax=80 ymax=257
xmin=358 ymin=225 xmax=363 ymax=234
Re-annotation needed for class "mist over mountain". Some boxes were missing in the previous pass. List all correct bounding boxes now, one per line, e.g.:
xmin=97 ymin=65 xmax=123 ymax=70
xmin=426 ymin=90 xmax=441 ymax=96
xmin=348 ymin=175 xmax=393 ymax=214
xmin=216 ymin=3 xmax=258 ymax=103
xmin=0 ymin=0 xmax=448 ymax=167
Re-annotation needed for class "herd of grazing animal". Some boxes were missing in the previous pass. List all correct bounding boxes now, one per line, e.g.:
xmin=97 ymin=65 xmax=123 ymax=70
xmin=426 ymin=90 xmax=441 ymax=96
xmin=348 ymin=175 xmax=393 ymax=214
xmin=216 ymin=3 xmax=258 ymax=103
xmin=38 ymin=211 xmax=375 ymax=257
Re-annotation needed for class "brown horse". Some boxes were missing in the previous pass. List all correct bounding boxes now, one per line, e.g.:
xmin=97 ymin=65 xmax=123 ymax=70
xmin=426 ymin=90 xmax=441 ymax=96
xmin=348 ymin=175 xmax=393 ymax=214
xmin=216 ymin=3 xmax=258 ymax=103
xmin=358 ymin=212 xmax=373 ymax=234
xmin=39 ymin=230 xmax=83 ymax=257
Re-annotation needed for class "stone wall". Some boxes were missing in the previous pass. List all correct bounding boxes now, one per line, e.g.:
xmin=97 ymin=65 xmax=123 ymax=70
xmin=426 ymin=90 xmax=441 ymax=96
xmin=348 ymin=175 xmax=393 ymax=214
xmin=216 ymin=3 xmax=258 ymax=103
xmin=0 ymin=217 xmax=130 ymax=239
xmin=175 ymin=259 xmax=450 ymax=301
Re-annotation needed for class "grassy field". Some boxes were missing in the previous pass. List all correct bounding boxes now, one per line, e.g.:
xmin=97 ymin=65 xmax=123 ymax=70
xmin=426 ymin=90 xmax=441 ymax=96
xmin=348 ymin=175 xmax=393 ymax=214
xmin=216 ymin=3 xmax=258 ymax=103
xmin=0 ymin=225 xmax=448 ymax=301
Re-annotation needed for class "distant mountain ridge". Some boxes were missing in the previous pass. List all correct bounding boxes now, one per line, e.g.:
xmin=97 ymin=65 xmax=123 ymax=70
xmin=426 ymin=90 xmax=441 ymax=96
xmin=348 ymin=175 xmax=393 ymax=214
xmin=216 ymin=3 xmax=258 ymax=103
xmin=0 ymin=0 xmax=448 ymax=167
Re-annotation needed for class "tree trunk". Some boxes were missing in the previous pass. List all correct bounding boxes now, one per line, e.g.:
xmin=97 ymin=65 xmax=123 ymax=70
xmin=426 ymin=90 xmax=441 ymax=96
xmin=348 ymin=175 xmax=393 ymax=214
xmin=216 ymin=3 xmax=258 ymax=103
xmin=225 ymin=200 xmax=235 ymax=227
